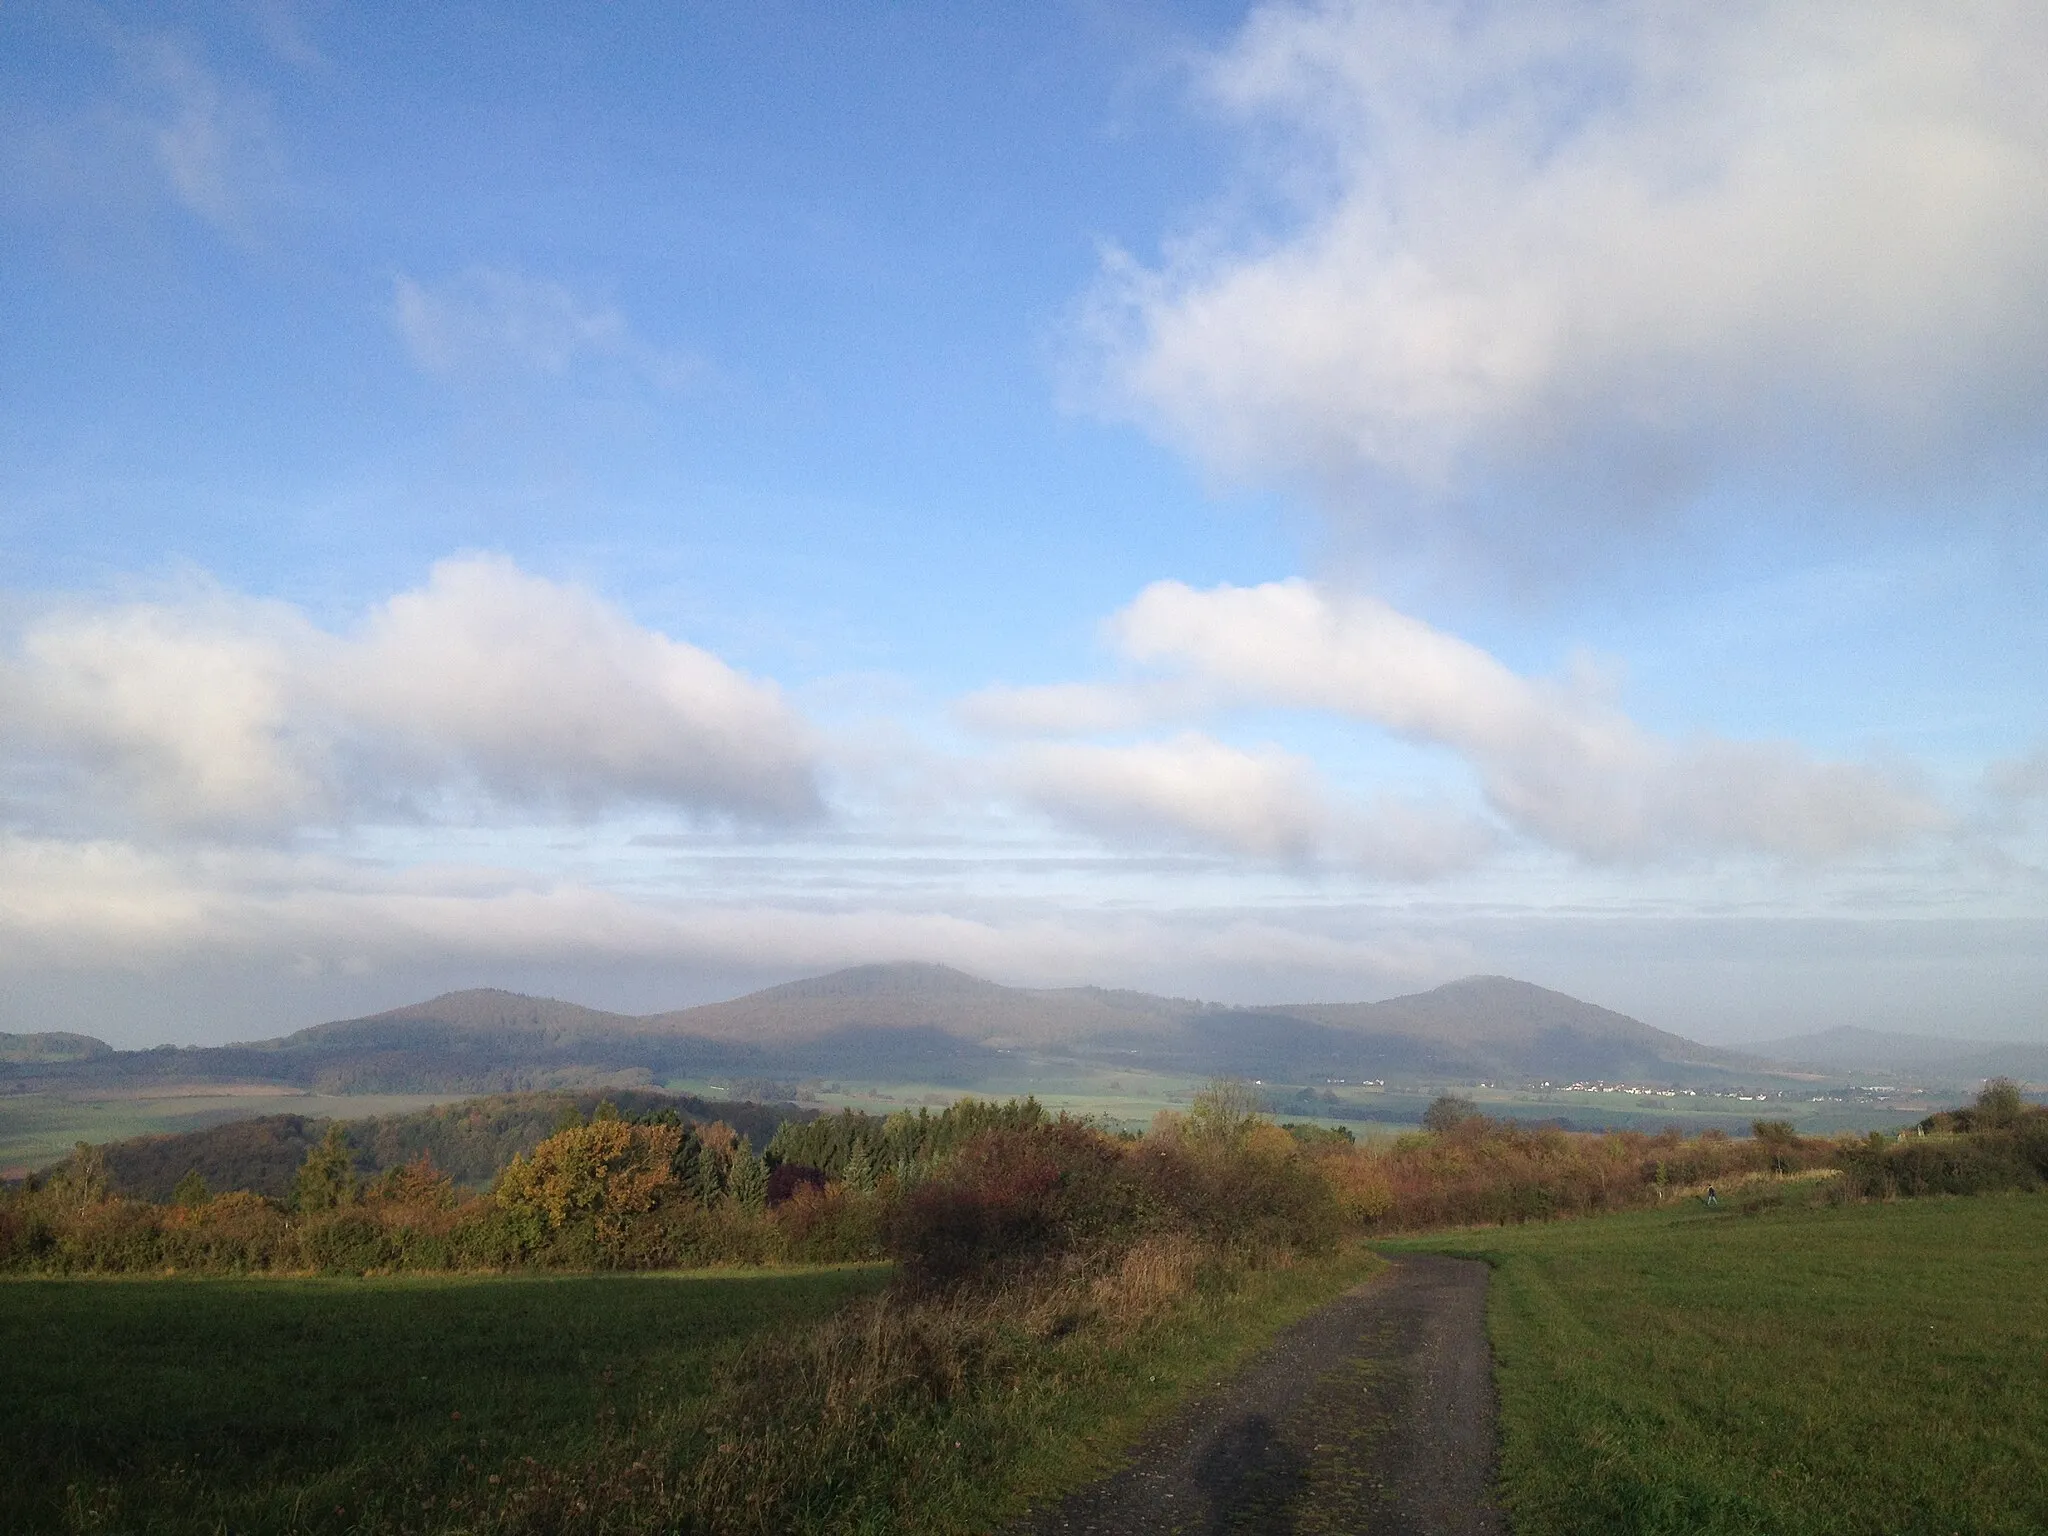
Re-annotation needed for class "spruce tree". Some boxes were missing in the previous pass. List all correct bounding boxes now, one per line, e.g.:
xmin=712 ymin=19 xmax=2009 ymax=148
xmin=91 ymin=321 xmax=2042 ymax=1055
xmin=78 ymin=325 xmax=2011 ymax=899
xmin=294 ymin=1124 xmax=358 ymax=1213
xmin=692 ymin=1141 xmax=725 ymax=1207
xmin=842 ymin=1138 xmax=876 ymax=1193
xmin=728 ymin=1145 xmax=767 ymax=1214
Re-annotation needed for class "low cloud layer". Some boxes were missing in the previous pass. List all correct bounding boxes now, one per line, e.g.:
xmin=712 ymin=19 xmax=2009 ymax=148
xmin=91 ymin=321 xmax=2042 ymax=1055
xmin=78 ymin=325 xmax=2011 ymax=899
xmin=1012 ymin=731 xmax=1491 ymax=875
xmin=970 ymin=579 xmax=1941 ymax=863
xmin=3 ymin=825 xmax=2040 ymax=1048
xmin=0 ymin=555 xmax=821 ymax=836
xmin=1093 ymin=0 xmax=2048 ymax=538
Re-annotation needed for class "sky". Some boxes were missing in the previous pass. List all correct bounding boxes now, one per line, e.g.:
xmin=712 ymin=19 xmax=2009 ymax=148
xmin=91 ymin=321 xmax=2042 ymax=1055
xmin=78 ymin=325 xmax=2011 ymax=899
xmin=3 ymin=0 xmax=2045 ymax=1048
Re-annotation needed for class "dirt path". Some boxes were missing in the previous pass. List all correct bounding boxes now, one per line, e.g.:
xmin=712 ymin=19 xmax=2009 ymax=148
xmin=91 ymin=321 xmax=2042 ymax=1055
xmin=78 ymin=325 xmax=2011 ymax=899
xmin=1007 ymin=1254 xmax=1503 ymax=1535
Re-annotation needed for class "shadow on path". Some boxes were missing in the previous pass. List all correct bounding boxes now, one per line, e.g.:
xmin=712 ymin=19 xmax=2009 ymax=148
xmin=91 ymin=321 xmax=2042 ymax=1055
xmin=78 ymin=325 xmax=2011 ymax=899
xmin=1009 ymin=1254 xmax=1501 ymax=1536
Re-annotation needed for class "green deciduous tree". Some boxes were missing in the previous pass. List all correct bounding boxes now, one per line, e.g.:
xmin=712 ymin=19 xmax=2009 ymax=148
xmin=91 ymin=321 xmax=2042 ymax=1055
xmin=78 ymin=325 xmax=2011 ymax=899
xmin=1976 ymin=1077 xmax=2024 ymax=1129
xmin=1423 ymin=1095 xmax=1481 ymax=1134
xmin=172 ymin=1169 xmax=211 ymax=1207
xmin=1189 ymin=1078 xmax=1267 ymax=1144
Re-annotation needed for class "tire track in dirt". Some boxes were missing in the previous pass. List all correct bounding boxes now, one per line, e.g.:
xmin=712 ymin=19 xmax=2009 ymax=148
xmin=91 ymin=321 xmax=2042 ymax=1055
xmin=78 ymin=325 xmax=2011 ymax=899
xmin=1008 ymin=1254 xmax=1502 ymax=1535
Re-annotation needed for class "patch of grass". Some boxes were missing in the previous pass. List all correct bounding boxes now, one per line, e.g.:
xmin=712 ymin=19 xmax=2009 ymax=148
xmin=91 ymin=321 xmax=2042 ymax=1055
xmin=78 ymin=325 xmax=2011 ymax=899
xmin=0 ymin=1264 xmax=889 ymax=1533
xmin=472 ymin=1242 xmax=1387 ymax=1535
xmin=1 ymin=1246 xmax=1383 ymax=1535
xmin=1400 ymin=1194 xmax=2048 ymax=1534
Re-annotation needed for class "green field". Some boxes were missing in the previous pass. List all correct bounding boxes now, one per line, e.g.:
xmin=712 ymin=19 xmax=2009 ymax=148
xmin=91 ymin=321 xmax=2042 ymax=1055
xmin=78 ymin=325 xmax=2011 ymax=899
xmin=0 ymin=1264 xmax=889 ymax=1533
xmin=677 ymin=1068 xmax=1920 ymax=1138
xmin=0 ymin=1248 xmax=1385 ymax=1534
xmin=1405 ymin=1193 xmax=2048 ymax=1534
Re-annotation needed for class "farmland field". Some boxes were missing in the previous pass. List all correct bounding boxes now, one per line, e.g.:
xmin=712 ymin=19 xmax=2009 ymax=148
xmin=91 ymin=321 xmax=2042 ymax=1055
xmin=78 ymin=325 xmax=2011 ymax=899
xmin=0 ymin=1264 xmax=888 ymax=1533
xmin=1404 ymin=1193 xmax=2048 ymax=1535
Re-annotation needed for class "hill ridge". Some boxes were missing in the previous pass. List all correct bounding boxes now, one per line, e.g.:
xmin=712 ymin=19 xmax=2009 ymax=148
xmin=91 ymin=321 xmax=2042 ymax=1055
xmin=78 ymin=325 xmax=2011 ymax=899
xmin=4 ymin=963 xmax=1825 ymax=1095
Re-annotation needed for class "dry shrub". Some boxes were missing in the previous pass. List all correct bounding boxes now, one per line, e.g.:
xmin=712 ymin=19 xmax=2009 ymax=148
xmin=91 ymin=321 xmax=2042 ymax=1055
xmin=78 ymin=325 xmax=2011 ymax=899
xmin=775 ymin=1182 xmax=883 ymax=1264
xmin=1309 ymin=1120 xmax=1835 ymax=1233
xmin=1313 ymin=1151 xmax=1394 ymax=1224
xmin=1088 ymin=1233 xmax=1203 ymax=1336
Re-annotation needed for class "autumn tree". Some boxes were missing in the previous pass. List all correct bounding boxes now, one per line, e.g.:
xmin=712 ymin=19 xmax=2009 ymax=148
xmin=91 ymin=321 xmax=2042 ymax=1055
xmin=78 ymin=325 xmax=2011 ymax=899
xmin=495 ymin=1118 xmax=682 ymax=1230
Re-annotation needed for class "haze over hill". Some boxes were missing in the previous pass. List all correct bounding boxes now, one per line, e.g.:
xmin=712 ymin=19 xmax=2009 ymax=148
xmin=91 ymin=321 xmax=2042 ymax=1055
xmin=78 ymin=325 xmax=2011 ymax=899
xmin=0 ymin=963 xmax=1822 ymax=1097
xmin=1740 ymin=1027 xmax=2048 ymax=1087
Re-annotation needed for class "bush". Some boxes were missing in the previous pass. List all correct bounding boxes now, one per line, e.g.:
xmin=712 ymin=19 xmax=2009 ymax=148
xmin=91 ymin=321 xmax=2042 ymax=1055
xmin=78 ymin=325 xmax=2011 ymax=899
xmin=766 ymin=1161 xmax=827 ymax=1207
xmin=1838 ymin=1126 xmax=2047 ymax=1198
xmin=776 ymin=1183 xmax=885 ymax=1263
xmin=300 ymin=1210 xmax=395 ymax=1275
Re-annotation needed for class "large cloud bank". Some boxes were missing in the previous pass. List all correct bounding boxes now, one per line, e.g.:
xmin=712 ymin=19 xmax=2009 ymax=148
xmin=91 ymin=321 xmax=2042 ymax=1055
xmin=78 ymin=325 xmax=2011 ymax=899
xmin=0 ymin=555 xmax=821 ymax=836
xmin=970 ymin=579 xmax=1941 ymax=863
xmin=1096 ymin=0 xmax=2048 ymax=524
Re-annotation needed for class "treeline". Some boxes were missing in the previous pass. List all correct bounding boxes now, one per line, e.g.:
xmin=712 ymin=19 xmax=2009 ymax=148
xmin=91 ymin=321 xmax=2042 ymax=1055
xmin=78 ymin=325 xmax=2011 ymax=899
xmin=6 ymin=1079 xmax=2034 ymax=1280
xmin=1 ymin=1100 xmax=847 ymax=1276
xmin=44 ymin=1088 xmax=809 ymax=1203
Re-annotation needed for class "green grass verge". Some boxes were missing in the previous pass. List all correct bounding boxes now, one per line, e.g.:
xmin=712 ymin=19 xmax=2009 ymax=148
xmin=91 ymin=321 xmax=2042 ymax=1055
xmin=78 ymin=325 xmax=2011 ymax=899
xmin=0 ymin=1264 xmax=890 ymax=1533
xmin=1398 ymin=1193 xmax=2048 ymax=1534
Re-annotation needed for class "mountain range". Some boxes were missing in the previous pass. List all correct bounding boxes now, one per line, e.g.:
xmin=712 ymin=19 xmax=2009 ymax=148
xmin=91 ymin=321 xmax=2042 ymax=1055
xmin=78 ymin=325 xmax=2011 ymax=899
xmin=0 ymin=963 xmax=1811 ymax=1096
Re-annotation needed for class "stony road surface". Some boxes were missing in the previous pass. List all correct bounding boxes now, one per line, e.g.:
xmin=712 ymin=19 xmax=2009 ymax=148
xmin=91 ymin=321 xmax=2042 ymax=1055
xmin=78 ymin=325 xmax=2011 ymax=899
xmin=1007 ymin=1254 xmax=1503 ymax=1535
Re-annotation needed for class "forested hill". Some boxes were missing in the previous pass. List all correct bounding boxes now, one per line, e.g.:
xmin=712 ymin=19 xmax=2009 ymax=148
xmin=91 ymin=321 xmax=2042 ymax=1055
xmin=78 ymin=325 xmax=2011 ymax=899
xmin=5 ymin=966 xmax=1794 ymax=1096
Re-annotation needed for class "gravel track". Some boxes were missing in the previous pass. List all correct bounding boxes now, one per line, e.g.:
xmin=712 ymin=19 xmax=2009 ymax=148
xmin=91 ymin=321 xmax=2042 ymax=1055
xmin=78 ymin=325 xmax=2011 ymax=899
xmin=1007 ymin=1254 xmax=1503 ymax=1535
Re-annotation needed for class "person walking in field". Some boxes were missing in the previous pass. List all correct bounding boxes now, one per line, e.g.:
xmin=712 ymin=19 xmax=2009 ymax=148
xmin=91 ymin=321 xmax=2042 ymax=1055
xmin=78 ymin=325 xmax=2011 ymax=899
xmin=1705 ymin=1186 xmax=1719 ymax=1207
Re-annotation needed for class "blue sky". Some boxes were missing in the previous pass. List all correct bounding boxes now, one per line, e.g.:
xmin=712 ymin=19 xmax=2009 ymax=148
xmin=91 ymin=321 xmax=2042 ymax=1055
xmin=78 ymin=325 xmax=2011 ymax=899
xmin=3 ymin=0 xmax=2045 ymax=1047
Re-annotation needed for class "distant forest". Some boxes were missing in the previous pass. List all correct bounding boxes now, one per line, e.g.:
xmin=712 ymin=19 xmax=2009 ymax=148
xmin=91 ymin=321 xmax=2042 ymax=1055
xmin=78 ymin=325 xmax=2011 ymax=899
xmin=72 ymin=1089 xmax=811 ymax=1203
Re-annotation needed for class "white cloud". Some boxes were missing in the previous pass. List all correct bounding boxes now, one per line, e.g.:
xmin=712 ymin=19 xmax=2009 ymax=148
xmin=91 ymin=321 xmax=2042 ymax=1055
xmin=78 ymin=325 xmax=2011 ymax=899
xmin=1093 ymin=0 xmax=2048 ymax=528
xmin=393 ymin=269 xmax=698 ymax=388
xmin=0 ymin=556 xmax=820 ymax=836
xmin=119 ymin=33 xmax=287 ymax=228
xmin=988 ymin=578 xmax=1941 ymax=863
xmin=2 ymin=586 xmax=325 ymax=830
xmin=335 ymin=556 xmax=818 ymax=817
xmin=1012 ymin=731 xmax=1489 ymax=875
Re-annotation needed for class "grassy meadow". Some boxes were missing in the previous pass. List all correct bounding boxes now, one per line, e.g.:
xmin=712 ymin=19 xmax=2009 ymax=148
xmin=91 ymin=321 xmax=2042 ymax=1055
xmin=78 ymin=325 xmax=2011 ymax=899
xmin=3 ymin=1264 xmax=887 ymax=1533
xmin=1405 ymin=1193 xmax=2048 ymax=1535
xmin=0 ymin=1247 xmax=1382 ymax=1535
